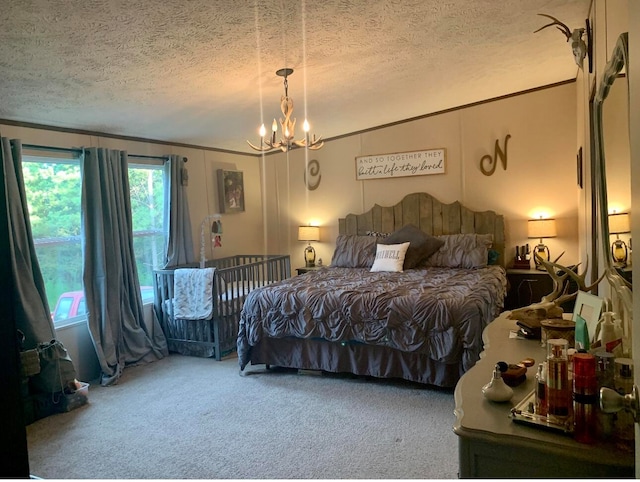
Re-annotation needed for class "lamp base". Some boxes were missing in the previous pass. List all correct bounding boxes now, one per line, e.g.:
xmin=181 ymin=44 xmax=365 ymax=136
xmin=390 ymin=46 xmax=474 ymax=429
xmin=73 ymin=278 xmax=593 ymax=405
xmin=612 ymin=239 xmax=628 ymax=267
xmin=533 ymin=243 xmax=550 ymax=270
xmin=304 ymin=244 xmax=316 ymax=268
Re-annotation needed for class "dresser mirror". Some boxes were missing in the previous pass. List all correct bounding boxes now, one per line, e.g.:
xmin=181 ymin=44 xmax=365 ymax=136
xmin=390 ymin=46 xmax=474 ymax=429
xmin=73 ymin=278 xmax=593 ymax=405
xmin=592 ymin=32 xmax=633 ymax=355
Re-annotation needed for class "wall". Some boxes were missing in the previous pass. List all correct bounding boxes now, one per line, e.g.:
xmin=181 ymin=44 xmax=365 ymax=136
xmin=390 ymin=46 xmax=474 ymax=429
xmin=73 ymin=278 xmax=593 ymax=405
xmin=1 ymin=78 xmax=583 ymax=379
xmin=264 ymin=83 xmax=580 ymax=270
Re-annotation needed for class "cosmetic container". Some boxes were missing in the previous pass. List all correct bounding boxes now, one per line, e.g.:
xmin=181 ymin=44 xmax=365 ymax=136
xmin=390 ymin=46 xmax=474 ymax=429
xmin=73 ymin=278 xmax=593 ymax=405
xmin=535 ymin=362 xmax=547 ymax=416
xmin=546 ymin=339 xmax=571 ymax=419
xmin=573 ymin=353 xmax=597 ymax=443
xmin=613 ymin=358 xmax=634 ymax=443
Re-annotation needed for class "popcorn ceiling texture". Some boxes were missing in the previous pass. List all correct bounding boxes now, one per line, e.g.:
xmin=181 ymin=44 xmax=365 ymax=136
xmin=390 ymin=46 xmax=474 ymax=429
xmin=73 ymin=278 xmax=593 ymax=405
xmin=0 ymin=0 xmax=589 ymax=153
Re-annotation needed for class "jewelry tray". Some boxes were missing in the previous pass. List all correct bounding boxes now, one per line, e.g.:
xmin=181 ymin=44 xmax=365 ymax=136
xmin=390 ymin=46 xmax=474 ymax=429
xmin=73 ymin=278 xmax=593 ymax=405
xmin=509 ymin=390 xmax=573 ymax=434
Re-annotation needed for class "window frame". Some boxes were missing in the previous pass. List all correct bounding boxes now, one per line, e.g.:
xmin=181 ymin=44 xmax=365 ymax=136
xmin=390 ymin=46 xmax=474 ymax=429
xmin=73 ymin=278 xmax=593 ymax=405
xmin=22 ymin=150 xmax=167 ymax=328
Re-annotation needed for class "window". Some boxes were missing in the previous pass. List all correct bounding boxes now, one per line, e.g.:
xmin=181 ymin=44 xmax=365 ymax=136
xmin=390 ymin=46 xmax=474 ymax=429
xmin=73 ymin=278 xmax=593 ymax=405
xmin=23 ymin=154 xmax=83 ymax=324
xmin=23 ymin=151 xmax=166 ymax=324
xmin=128 ymin=162 xmax=165 ymax=302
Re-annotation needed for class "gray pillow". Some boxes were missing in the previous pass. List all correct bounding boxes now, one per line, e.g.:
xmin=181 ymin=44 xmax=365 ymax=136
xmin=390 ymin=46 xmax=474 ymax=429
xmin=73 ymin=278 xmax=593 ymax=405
xmin=423 ymin=233 xmax=493 ymax=268
xmin=381 ymin=224 xmax=444 ymax=269
xmin=330 ymin=234 xmax=379 ymax=268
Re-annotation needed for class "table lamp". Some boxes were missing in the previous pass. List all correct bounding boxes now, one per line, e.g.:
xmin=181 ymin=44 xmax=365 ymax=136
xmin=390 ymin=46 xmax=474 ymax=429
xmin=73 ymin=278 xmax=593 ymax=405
xmin=298 ymin=225 xmax=320 ymax=268
xmin=609 ymin=212 xmax=630 ymax=266
xmin=528 ymin=217 xmax=557 ymax=270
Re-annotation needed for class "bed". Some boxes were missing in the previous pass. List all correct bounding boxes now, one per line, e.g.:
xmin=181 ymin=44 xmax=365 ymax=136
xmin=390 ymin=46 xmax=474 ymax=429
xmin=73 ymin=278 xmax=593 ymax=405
xmin=153 ymin=254 xmax=290 ymax=359
xmin=237 ymin=192 xmax=507 ymax=387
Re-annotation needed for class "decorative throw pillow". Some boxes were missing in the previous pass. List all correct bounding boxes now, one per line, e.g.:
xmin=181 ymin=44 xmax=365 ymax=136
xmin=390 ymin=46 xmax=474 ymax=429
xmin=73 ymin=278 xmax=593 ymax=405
xmin=423 ymin=233 xmax=493 ymax=269
xmin=365 ymin=230 xmax=391 ymax=238
xmin=488 ymin=249 xmax=500 ymax=265
xmin=370 ymin=242 xmax=410 ymax=272
xmin=381 ymin=224 xmax=444 ymax=269
xmin=330 ymin=234 xmax=379 ymax=268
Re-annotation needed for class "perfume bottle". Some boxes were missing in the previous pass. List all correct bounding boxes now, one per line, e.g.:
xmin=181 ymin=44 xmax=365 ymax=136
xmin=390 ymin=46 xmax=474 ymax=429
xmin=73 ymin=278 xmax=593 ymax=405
xmin=482 ymin=363 xmax=513 ymax=402
xmin=546 ymin=339 xmax=571 ymax=419
xmin=573 ymin=353 xmax=597 ymax=444
xmin=535 ymin=362 xmax=547 ymax=416
xmin=613 ymin=358 xmax=634 ymax=443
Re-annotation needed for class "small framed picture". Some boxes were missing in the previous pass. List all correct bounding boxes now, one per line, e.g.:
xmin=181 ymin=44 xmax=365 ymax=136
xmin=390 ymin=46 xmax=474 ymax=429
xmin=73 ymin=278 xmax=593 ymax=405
xmin=217 ymin=169 xmax=245 ymax=213
xmin=572 ymin=291 xmax=603 ymax=345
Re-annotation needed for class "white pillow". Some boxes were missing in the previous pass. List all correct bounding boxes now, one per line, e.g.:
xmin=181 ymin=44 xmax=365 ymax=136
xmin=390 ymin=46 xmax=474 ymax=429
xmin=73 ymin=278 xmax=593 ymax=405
xmin=370 ymin=242 xmax=410 ymax=272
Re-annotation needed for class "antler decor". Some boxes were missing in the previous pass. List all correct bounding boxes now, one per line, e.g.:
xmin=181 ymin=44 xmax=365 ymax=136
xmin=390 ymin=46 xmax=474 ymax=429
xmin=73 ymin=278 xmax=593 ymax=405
xmin=534 ymin=13 xmax=588 ymax=68
xmin=508 ymin=253 xmax=605 ymax=323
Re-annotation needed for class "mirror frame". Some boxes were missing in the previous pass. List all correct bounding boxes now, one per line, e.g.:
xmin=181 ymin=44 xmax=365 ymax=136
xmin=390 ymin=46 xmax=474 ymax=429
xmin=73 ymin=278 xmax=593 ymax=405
xmin=592 ymin=32 xmax=633 ymax=347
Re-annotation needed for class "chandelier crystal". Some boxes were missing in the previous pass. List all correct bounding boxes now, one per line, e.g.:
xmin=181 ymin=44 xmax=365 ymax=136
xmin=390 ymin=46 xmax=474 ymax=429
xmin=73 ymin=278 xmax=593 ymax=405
xmin=247 ymin=68 xmax=324 ymax=152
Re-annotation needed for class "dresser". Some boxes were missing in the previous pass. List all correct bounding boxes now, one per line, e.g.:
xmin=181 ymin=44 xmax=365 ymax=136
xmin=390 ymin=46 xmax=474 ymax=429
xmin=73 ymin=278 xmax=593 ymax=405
xmin=453 ymin=313 xmax=634 ymax=478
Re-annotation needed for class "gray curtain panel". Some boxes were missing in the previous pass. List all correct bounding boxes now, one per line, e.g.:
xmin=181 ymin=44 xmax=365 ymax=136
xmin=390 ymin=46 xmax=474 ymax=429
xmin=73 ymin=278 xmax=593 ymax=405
xmin=0 ymin=138 xmax=58 ymax=348
xmin=163 ymin=154 xmax=194 ymax=268
xmin=81 ymin=147 xmax=167 ymax=386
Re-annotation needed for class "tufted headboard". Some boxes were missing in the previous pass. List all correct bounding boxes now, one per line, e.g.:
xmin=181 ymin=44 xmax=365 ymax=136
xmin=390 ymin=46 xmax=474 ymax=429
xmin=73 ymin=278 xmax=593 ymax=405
xmin=338 ymin=192 xmax=505 ymax=267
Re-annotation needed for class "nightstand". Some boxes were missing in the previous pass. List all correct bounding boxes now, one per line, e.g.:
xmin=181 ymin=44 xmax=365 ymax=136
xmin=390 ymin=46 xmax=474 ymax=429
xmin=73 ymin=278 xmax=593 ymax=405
xmin=504 ymin=268 xmax=576 ymax=312
xmin=615 ymin=266 xmax=632 ymax=284
xmin=504 ymin=268 xmax=553 ymax=310
xmin=295 ymin=266 xmax=322 ymax=275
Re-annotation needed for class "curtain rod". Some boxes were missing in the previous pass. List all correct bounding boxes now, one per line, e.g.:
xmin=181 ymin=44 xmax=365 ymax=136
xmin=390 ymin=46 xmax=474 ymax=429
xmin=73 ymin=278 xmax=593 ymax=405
xmin=21 ymin=143 xmax=175 ymax=162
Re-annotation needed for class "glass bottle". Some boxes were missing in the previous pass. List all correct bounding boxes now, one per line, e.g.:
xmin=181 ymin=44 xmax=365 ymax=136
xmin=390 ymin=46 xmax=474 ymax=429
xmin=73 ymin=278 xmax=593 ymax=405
xmin=613 ymin=358 xmax=634 ymax=444
xmin=546 ymin=338 xmax=571 ymax=419
xmin=595 ymin=350 xmax=616 ymax=438
xmin=573 ymin=353 xmax=597 ymax=444
xmin=535 ymin=362 xmax=547 ymax=416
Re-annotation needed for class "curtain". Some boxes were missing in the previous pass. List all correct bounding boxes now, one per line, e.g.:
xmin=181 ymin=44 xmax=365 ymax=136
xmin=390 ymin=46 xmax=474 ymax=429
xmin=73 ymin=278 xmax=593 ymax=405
xmin=0 ymin=138 xmax=57 ymax=347
xmin=81 ymin=147 xmax=167 ymax=386
xmin=2 ymin=137 xmax=81 ymax=400
xmin=163 ymin=154 xmax=194 ymax=267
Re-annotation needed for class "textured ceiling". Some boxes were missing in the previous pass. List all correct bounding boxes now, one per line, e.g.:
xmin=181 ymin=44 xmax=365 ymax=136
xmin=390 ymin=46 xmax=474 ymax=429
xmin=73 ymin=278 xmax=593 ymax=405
xmin=0 ymin=0 xmax=590 ymax=154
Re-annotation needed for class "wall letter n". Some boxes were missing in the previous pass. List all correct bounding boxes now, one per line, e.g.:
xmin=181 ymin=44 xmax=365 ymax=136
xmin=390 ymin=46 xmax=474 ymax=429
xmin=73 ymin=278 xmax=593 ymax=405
xmin=480 ymin=134 xmax=511 ymax=176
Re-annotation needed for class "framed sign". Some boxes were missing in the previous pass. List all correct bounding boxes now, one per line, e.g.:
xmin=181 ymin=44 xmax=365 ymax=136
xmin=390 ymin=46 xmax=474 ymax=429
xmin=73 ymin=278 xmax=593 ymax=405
xmin=355 ymin=149 xmax=446 ymax=180
xmin=217 ymin=169 xmax=245 ymax=213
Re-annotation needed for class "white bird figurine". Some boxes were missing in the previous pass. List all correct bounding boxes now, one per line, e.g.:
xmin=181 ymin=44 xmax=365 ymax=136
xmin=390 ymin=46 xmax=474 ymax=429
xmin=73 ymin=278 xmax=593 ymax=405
xmin=534 ymin=13 xmax=587 ymax=68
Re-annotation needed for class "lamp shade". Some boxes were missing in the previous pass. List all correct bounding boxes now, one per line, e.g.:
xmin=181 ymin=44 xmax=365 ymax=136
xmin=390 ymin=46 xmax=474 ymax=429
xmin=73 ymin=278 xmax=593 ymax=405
xmin=298 ymin=225 xmax=320 ymax=242
xmin=527 ymin=218 xmax=557 ymax=239
xmin=609 ymin=212 xmax=630 ymax=234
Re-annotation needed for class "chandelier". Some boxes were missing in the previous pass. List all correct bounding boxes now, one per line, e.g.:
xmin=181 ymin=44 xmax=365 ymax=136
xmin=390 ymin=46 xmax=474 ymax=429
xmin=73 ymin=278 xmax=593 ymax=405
xmin=247 ymin=68 xmax=324 ymax=152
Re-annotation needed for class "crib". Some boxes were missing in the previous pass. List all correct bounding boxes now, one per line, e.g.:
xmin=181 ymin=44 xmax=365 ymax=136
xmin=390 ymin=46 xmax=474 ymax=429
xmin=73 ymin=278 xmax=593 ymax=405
xmin=153 ymin=254 xmax=291 ymax=359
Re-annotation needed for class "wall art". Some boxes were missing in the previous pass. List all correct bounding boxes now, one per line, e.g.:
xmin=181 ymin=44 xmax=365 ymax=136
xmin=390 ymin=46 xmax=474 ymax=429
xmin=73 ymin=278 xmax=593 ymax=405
xmin=480 ymin=134 xmax=511 ymax=176
xmin=217 ymin=169 xmax=245 ymax=213
xmin=355 ymin=149 xmax=446 ymax=180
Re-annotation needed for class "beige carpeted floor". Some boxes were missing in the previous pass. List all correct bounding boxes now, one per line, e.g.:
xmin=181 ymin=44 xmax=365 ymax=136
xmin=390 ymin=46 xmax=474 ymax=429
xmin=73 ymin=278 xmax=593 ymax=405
xmin=26 ymin=354 xmax=459 ymax=479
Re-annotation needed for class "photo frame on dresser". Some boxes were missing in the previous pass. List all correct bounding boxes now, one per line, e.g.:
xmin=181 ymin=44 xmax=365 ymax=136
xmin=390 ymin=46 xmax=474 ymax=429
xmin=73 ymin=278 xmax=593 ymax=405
xmin=571 ymin=291 xmax=603 ymax=345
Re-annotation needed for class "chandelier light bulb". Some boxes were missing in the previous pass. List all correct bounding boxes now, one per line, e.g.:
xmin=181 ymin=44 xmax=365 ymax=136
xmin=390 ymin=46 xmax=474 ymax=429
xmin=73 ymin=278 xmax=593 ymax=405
xmin=303 ymin=119 xmax=310 ymax=132
xmin=259 ymin=124 xmax=266 ymax=137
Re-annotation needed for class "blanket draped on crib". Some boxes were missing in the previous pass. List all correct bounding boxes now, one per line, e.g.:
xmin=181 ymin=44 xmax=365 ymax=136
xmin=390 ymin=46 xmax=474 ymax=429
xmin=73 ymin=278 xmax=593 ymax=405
xmin=173 ymin=268 xmax=215 ymax=320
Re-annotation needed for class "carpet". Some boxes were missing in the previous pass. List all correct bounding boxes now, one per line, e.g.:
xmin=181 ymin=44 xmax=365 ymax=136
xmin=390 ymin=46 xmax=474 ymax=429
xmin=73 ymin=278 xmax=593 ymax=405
xmin=26 ymin=354 xmax=459 ymax=479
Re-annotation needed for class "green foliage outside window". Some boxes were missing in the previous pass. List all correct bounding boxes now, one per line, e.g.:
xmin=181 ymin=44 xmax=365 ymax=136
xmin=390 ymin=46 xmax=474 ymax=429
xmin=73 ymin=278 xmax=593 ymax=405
xmin=23 ymin=158 xmax=165 ymax=318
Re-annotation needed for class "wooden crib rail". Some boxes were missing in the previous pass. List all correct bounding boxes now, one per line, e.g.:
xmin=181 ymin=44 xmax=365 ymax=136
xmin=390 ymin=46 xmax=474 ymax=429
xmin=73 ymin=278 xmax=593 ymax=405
xmin=152 ymin=254 xmax=291 ymax=359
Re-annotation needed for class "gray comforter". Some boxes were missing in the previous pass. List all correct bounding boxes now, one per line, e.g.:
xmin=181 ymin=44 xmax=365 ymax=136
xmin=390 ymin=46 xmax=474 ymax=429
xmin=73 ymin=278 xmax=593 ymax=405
xmin=237 ymin=265 xmax=507 ymax=371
